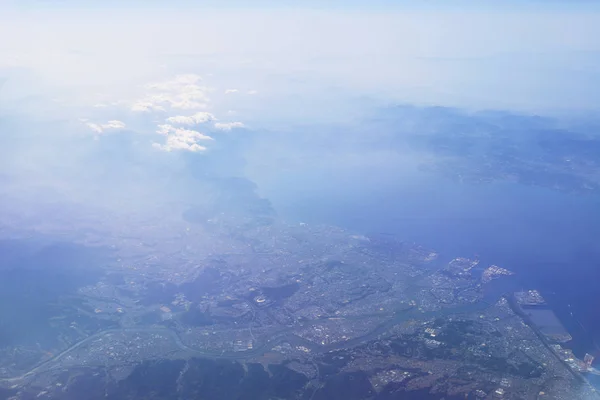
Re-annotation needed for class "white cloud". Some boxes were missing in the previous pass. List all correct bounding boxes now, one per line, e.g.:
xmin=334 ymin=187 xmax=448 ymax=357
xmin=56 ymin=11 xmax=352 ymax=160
xmin=214 ymin=122 xmax=245 ymax=131
xmin=84 ymin=120 xmax=126 ymax=133
xmin=131 ymin=101 xmax=166 ymax=112
xmin=132 ymin=74 xmax=210 ymax=112
xmin=225 ymin=89 xmax=239 ymax=94
xmin=78 ymin=74 xmax=245 ymax=151
xmin=86 ymin=123 xmax=103 ymax=133
xmin=169 ymin=100 xmax=208 ymax=110
xmin=103 ymin=120 xmax=126 ymax=129
xmin=166 ymin=112 xmax=216 ymax=125
xmin=155 ymin=124 xmax=173 ymax=135
xmin=247 ymin=90 xmax=258 ymax=95
xmin=156 ymin=124 xmax=213 ymax=140
xmin=152 ymin=140 xmax=207 ymax=153
xmin=153 ymin=124 xmax=213 ymax=152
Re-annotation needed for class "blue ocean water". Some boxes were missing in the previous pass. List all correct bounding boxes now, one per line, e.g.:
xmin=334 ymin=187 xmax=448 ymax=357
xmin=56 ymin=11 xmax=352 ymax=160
xmin=260 ymin=172 xmax=600 ymax=359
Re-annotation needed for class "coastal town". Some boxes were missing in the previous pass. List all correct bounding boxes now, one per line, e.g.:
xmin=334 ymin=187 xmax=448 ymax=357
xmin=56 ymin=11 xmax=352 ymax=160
xmin=0 ymin=199 xmax=597 ymax=400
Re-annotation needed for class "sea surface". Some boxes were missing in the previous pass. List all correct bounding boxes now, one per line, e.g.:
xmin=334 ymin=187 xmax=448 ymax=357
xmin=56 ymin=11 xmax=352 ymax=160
xmin=257 ymin=170 xmax=600 ymax=361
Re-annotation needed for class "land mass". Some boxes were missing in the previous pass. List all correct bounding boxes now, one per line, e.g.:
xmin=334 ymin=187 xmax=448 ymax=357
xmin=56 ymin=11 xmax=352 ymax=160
xmin=0 ymin=198 xmax=597 ymax=400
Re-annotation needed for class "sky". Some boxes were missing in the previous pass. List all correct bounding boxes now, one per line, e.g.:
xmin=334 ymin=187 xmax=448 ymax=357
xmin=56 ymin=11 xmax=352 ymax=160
xmin=6 ymin=0 xmax=600 ymax=10
xmin=1 ymin=0 xmax=600 ymax=214
xmin=2 ymin=2 xmax=600 ymax=114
